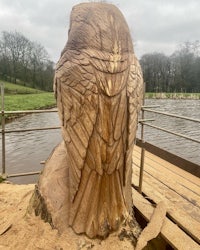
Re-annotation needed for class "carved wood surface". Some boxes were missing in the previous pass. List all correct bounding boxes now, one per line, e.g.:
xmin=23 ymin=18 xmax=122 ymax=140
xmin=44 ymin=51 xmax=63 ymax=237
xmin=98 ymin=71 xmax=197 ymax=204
xmin=35 ymin=2 xmax=144 ymax=239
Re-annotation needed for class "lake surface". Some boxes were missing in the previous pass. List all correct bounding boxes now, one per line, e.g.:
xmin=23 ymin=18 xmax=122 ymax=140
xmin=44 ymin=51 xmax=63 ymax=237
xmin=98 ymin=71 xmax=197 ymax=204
xmin=138 ymin=99 xmax=200 ymax=165
xmin=0 ymin=99 xmax=199 ymax=184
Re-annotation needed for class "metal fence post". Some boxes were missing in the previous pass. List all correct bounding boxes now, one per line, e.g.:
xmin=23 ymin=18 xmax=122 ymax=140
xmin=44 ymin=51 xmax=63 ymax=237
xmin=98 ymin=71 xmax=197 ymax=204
xmin=138 ymin=83 xmax=146 ymax=193
xmin=138 ymin=108 xmax=145 ymax=193
xmin=1 ymin=83 xmax=6 ymax=177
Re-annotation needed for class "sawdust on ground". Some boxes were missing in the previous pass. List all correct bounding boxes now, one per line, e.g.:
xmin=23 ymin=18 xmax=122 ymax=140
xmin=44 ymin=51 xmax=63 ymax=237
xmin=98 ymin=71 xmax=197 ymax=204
xmin=0 ymin=183 xmax=135 ymax=250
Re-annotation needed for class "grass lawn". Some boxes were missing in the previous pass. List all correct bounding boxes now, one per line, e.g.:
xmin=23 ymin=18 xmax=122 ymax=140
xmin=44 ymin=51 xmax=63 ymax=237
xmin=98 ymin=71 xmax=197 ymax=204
xmin=4 ymin=93 xmax=56 ymax=111
xmin=0 ymin=81 xmax=56 ymax=124
xmin=1 ymin=81 xmax=44 ymax=95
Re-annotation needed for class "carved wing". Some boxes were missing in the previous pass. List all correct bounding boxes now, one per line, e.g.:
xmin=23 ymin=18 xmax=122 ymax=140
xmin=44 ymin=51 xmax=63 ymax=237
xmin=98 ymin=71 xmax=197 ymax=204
xmin=54 ymin=51 xmax=98 ymax=201
xmin=126 ymin=55 xmax=144 ymax=183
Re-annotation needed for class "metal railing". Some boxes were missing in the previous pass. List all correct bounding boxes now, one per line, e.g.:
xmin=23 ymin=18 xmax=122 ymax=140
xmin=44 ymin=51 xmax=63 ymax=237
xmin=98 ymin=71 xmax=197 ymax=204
xmin=137 ymin=105 xmax=200 ymax=193
xmin=1 ymin=82 xmax=200 ymax=194
xmin=1 ymin=84 xmax=5 ymax=176
xmin=0 ymin=83 xmax=60 ymax=179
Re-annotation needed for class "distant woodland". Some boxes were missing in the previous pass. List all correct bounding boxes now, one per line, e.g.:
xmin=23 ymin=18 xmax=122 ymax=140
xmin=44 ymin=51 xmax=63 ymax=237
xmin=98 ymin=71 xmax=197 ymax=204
xmin=0 ymin=31 xmax=199 ymax=93
xmin=0 ymin=31 xmax=54 ymax=91
xmin=140 ymin=41 xmax=200 ymax=93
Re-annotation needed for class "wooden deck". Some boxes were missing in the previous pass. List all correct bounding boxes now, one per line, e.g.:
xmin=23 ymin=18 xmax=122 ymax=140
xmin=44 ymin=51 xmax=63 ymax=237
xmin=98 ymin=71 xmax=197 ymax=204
xmin=132 ymin=145 xmax=200 ymax=250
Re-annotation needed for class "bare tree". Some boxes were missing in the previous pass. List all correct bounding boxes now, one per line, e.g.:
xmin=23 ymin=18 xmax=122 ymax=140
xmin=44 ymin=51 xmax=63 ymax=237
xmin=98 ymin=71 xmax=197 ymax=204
xmin=0 ymin=31 xmax=54 ymax=91
xmin=29 ymin=41 xmax=49 ymax=88
xmin=171 ymin=41 xmax=200 ymax=92
xmin=0 ymin=39 xmax=12 ymax=81
xmin=140 ymin=53 xmax=171 ymax=92
xmin=1 ymin=31 xmax=30 ymax=83
xmin=140 ymin=41 xmax=200 ymax=93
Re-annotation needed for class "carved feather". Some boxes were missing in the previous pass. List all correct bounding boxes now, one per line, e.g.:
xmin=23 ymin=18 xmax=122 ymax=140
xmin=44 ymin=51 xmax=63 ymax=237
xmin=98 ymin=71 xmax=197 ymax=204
xmin=54 ymin=2 xmax=144 ymax=238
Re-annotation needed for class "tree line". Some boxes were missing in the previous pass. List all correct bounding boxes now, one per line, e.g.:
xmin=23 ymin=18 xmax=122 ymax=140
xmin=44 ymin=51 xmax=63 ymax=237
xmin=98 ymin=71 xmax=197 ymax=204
xmin=0 ymin=31 xmax=54 ymax=91
xmin=140 ymin=41 xmax=200 ymax=93
xmin=0 ymin=31 xmax=199 ymax=93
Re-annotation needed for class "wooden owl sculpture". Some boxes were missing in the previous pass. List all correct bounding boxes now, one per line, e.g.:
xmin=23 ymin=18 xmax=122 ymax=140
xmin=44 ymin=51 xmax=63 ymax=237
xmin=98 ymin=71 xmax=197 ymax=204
xmin=54 ymin=3 xmax=143 ymax=238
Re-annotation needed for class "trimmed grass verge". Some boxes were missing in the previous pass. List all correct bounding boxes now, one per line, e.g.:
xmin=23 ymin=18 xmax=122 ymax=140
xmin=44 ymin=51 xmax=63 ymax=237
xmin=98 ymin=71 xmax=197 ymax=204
xmin=145 ymin=92 xmax=200 ymax=99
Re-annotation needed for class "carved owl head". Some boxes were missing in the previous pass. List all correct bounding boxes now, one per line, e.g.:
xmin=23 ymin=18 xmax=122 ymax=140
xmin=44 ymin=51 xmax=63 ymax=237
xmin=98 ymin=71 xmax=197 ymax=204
xmin=65 ymin=3 xmax=133 ymax=54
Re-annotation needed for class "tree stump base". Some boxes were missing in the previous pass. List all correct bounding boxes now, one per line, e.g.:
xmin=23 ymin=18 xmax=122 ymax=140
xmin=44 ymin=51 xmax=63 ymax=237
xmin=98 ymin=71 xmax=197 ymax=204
xmin=29 ymin=141 xmax=70 ymax=233
xmin=28 ymin=141 xmax=142 ymax=241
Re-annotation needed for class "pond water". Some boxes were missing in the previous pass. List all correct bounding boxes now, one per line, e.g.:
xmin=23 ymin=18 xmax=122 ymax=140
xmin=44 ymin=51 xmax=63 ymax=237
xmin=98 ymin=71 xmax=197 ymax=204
xmin=0 ymin=112 xmax=62 ymax=183
xmin=0 ymin=99 xmax=199 ymax=184
xmin=138 ymin=99 xmax=200 ymax=165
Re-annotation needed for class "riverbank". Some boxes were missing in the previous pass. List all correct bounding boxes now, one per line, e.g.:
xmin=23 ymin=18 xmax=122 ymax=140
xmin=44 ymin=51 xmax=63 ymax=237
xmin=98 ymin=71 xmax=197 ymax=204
xmin=0 ymin=183 xmax=135 ymax=249
xmin=145 ymin=92 xmax=200 ymax=99
xmin=0 ymin=81 xmax=56 ymax=124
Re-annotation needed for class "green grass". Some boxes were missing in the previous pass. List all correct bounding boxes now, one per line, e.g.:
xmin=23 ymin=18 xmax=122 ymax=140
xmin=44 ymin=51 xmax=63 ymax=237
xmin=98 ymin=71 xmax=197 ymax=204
xmin=0 ymin=80 xmax=56 ymax=124
xmin=1 ymin=81 xmax=44 ymax=95
xmin=0 ymin=175 xmax=6 ymax=183
xmin=145 ymin=92 xmax=200 ymax=99
xmin=4 ymin=93 xmax=56 ymax=111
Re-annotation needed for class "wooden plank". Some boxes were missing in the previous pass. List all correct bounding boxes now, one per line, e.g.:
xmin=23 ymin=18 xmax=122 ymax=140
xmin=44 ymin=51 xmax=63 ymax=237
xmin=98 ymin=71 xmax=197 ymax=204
xmin=136 ymin=140 xmax=200 ymax=177
xmin=133 ymin=146 xmax=200 ymax=191
xmin=132 ymin=166 xmax=200 ymax=244
xmin=132 ymin=146 xmax=200 ymax=243
xmin=133 ymin=152 xmax=200 ymax=210
xmin=133 ymin=146 xmax=200 ymax=187
xmin=133 ymin=148 xmax=200 ymax=197
xmin=132 ymin=188 xmax=200 ymax=250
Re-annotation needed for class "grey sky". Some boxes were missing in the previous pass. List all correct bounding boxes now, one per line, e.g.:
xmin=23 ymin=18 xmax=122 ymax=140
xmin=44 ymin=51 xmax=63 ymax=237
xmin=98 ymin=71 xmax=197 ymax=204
xmin=0 ymin=0 xmax=200 ymax=62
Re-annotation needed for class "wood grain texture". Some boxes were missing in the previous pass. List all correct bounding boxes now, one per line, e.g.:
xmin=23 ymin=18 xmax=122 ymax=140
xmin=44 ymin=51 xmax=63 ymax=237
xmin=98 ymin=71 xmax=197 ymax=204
xmin=35 ymin=2 xmax=143 ymax=238
xmin=132 ymin=188 xmax=200 ymax=250
xmin=132 ymin=146 xmax=200 ymax=244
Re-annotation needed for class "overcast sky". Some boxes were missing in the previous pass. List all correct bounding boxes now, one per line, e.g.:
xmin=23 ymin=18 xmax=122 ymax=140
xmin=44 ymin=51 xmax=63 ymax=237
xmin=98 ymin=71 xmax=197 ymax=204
xmin=0 ymin=0 xmax=200 ymax=62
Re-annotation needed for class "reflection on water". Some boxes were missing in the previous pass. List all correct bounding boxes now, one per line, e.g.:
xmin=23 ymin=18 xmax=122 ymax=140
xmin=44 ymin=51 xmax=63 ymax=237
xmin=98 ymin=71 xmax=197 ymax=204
xmin=138 ymin=99 xmax=200 ymax=165
xmin=0 ymin=112 xmax=62 ymax=184
xmin=0 ymin=99 xmax=199 ymax=184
